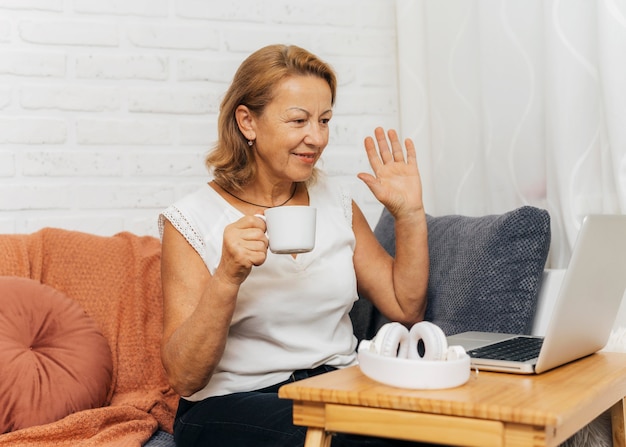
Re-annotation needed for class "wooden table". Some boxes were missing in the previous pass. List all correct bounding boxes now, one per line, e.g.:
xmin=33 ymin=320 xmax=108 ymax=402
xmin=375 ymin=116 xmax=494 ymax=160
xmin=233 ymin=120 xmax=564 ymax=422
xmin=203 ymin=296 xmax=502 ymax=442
xmin=278 ymin=352 xmax=626 ymax=447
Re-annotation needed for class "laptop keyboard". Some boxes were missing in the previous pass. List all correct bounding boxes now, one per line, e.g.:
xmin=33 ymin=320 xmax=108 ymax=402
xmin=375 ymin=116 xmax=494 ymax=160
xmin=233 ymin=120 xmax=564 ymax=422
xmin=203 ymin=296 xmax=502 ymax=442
xmin=467 ymin=336 xmax=544 ymax=362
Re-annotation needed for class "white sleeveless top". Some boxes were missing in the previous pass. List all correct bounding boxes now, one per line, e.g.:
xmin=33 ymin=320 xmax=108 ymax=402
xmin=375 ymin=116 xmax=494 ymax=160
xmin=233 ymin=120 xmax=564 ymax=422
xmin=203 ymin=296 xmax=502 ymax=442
xmin=158 ymin=177 xmax=359 ymax=400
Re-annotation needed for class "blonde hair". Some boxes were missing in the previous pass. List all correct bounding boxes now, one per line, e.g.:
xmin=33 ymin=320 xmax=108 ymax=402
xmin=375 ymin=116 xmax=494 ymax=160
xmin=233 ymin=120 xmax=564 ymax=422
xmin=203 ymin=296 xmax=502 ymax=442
xmin=206 ymin=44 xmax=337 ymax=190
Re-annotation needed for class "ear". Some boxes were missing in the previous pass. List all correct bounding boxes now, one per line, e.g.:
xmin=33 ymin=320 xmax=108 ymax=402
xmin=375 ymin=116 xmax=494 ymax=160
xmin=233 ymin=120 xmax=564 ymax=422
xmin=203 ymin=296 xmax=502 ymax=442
xmin=235 ymin=105 xmax=256 ymax=141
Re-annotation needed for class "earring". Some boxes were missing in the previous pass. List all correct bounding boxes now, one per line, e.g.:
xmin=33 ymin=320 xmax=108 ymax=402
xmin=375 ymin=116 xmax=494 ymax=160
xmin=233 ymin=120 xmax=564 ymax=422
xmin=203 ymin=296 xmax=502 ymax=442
xmin=247 ymin=140 xmax=254 ymax=147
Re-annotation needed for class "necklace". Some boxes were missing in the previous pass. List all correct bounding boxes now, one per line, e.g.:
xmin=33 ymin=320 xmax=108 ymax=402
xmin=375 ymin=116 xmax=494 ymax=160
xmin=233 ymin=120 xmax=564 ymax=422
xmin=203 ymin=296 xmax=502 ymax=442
xmin=217 ymin=182 xmax=297 ymax=208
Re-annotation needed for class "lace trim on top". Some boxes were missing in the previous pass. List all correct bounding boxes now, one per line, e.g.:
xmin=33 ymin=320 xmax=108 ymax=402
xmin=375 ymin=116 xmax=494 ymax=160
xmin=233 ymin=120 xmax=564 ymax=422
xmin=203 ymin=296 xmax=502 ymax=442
xmin=158 ymin=206 xmax=205 ymax=256
xmin=339 ymin=183 xmax=352 ymax=223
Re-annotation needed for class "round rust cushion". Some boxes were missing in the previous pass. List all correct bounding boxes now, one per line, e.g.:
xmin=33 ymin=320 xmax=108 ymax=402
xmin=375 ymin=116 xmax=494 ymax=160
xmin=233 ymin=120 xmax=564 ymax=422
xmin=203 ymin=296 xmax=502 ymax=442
xmin=0 ymin=276 xmax=113 ymax=433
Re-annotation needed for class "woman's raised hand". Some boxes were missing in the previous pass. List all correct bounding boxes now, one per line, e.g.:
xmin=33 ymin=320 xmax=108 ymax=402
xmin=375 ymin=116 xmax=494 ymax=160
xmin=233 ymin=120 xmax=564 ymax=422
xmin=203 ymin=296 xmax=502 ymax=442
xmin=357 ymin=127 xmax=424 ymax=219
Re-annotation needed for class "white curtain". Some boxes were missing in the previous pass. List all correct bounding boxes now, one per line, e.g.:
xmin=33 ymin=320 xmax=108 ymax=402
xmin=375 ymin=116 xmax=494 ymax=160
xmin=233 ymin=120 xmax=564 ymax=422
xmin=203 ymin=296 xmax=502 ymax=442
xmin=396 ymin=0 xmax=626 ymax=268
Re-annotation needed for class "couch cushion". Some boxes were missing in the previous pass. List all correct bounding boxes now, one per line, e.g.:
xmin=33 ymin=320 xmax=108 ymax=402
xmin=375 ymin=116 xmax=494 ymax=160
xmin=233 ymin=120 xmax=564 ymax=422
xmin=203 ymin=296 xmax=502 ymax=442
xmin=0 ymin=276 xmax=113 ymax=433
xmin=352 ymin=206 xmax=550 ymax=339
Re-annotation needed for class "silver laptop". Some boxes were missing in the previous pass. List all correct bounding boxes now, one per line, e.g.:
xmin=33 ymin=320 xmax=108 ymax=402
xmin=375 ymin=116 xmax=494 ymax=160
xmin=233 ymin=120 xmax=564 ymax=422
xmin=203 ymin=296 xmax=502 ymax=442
xmin=447 ymin=214 xmax=626 ymax=374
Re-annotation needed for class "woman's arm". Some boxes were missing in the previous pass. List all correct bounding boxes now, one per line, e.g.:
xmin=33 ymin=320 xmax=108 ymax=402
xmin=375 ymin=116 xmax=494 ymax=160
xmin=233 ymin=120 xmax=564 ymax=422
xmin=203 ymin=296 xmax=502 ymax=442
xmin=353 ymin=127 xmax=429 ymax=324
xmin=352 ymin=203 xmax=428 ymax=324
xmin=160 ymin=214 xmax=268 ymax=397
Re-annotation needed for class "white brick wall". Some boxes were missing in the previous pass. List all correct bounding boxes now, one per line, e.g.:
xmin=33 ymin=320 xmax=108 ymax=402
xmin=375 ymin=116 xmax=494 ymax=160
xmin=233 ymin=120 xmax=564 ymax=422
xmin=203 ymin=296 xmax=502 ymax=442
xmin=0 ymin=0 xmax=400 ymax=236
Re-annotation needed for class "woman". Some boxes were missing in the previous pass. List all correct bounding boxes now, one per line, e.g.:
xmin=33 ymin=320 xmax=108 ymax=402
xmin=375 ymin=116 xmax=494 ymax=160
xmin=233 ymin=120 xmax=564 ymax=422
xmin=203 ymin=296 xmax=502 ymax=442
xmin=159 ymin=44 xmax=429 ymax=446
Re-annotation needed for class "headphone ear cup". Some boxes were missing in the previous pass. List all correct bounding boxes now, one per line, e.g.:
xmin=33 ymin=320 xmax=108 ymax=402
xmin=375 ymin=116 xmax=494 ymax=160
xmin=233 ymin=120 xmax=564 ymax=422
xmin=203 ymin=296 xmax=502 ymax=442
xmin=408 ymin=321 xmax=448 ymax=361
xmin=372 ymin=322 xmax=410 ymax=358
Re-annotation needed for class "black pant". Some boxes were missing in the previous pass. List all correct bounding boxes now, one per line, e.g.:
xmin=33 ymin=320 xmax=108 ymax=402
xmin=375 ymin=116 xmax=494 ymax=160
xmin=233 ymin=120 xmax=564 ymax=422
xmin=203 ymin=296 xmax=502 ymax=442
xmin=174 ymin=366 xmax=437 ymax=447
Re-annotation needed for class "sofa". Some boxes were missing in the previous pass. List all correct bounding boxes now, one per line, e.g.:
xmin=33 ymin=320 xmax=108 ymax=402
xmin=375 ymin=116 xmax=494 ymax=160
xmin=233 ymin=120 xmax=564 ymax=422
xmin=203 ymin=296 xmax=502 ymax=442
xmin=1 ymin=204 xmax=606 ymax=446
xmin=0 ymin=228 xmax=177 ymax=447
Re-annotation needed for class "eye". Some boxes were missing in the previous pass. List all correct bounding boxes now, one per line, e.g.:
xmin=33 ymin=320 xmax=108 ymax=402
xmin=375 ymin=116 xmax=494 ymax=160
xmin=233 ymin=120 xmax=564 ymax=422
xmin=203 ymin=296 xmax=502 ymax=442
xmin=320 ymin=118 xmax=330 ymax=125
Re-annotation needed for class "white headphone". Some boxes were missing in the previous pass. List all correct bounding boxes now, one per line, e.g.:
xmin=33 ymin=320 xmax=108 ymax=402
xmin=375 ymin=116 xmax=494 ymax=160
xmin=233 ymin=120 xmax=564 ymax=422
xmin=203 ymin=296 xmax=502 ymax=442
xmin=357 ymin=321 xmax=470 ymax=389
xmin=358 ymin=321 xmax=465 ymax=361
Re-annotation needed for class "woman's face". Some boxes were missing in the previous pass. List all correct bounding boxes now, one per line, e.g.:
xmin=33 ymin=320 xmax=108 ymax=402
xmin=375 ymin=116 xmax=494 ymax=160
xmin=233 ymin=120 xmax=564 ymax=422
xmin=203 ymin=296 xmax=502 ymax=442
xmin=250 ymin=75 xmax=333 ymax=184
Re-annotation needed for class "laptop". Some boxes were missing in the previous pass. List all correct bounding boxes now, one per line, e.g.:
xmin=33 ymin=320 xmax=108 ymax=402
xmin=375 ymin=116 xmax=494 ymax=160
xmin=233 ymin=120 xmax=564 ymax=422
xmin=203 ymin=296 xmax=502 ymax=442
xmin=447 ymin=214 xmax=626 ymax=374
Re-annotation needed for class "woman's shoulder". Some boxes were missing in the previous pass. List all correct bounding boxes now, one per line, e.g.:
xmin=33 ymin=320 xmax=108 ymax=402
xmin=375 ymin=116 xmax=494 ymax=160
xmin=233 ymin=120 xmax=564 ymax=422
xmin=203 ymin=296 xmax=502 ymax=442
xmin=172 ymin=183 xmax=217 ymax=207
xmin=158 ymin=183 xmax=226 ymax=239
xmin=309 ymin=174 xmax=352 ymax=222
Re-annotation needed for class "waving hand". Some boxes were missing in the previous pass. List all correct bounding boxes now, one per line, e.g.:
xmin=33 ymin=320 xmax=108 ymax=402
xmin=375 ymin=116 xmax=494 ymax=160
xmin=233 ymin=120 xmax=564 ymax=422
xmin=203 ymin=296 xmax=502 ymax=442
xmin=357 ymin=127 xmax=424 ymax=218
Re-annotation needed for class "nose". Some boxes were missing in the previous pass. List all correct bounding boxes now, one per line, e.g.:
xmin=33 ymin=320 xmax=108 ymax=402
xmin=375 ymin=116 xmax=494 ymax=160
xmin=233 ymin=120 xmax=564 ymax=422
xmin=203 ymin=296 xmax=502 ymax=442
xmin=304 ymin=122 xmax=328 ymax=148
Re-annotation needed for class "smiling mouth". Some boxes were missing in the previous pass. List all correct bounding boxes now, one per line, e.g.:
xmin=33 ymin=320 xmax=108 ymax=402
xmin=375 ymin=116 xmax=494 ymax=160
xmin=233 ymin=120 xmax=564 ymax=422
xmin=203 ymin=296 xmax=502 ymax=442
xmin=293 ymin=153 xmax=316 ymax=162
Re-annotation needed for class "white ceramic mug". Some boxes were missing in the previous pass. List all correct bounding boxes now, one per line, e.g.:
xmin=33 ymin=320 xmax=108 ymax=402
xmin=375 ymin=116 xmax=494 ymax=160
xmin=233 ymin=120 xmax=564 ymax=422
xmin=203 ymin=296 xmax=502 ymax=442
xmin=257 ymin=206 xmax=316 ymax=254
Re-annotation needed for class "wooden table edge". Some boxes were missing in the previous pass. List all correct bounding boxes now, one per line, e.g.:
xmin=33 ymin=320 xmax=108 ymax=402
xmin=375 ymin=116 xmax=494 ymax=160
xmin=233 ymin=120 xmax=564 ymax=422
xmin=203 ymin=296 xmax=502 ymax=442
xmin=278 ymin=352 xmax=626 ymax=447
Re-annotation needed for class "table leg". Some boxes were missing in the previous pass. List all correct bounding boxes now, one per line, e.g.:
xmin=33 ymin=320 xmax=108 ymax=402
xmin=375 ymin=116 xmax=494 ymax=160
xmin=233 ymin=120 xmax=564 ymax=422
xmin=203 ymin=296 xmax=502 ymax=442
xmin=304 ymin=427 xmax=332 ymax=447
xmin=612 ymin=398 xmax=626 ymax=447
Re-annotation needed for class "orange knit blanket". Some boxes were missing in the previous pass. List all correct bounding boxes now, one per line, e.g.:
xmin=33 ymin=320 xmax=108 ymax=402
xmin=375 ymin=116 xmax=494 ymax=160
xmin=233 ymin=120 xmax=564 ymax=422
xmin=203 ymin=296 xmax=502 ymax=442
xmin=0 ymin=228 xmax=178 ymax=446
